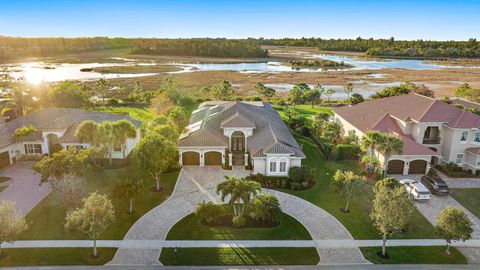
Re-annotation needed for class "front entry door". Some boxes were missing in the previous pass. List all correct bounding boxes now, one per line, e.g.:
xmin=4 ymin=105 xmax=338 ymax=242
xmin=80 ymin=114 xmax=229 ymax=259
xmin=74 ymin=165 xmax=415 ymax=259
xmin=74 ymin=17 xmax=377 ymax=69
xmin=232 ymin=137 xmax=244 ymax=151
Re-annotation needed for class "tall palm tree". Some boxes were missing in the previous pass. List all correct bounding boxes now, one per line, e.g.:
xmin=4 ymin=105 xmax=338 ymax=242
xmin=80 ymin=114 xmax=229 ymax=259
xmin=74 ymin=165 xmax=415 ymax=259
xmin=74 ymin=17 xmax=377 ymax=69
xmin=112 ymin=120 xmax=137 ymax=159
xmin=360 ymin=131 xmax=385 ymax=173
xmin=378 ymin=134 xmax=404 ymax=172
xmin=0 ymin=77 xmax=33 ymax=119
xmin=216 ymin=177 xmax=261 ymax=217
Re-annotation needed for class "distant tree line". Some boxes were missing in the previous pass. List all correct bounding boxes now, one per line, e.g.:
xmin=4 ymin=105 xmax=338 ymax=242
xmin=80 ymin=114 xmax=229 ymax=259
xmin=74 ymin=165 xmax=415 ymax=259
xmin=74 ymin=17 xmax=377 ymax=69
xmin=130 ymin=38 xmax=268 ymax=58
xmin=2 ymin=36 xmax=479 ymax=60
xmin=257 ymin=37 xmax=480 ymax=58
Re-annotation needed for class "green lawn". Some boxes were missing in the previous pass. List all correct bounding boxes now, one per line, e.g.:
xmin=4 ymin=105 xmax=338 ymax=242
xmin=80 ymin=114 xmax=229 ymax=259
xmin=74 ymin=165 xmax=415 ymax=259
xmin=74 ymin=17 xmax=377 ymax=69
xmin=0 ymin=248 xmax=116 ymax=266
xmin=160 ymin=248 xmax=319 ymax=265
xmin=284 ymin=136 xmax=437 ymax=239
xmin=361 ymin=246 xmax=467 ymax=264
xmin=166 ymin=211 xmax=311 ymax=240
xmin=20 ymin=166 xmax=178 ymax=240
xmin=89 ymin=105 xmax=155 ymax=122
xmin=274 ymin=105 xmax=333 ymax=128
xmin=450 ymin=188 xmax=480 ymax=218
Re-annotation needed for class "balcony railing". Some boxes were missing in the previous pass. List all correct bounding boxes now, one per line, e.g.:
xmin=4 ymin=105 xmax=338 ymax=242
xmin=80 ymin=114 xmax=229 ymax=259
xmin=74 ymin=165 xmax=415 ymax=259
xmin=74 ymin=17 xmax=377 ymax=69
xmin=422 ymin=137 xmax=441 ymax=144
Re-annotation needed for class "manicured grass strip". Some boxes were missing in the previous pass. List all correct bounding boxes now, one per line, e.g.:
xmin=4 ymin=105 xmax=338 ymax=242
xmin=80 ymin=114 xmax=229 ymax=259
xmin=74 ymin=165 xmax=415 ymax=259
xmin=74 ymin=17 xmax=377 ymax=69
xmin=20 ymin=167 xmax=178 ymax=240
xmin=0 ymin=248 xmax=116 ymax=266
xmin=89 ymin=105 xmax=155 ymax=122
xmin=166 ymin=211 xmax=312 ymax=240
xmin=450 ymin=188 xmax=480 ymax=218
xmin=274 ymin=105 xmax=333 ymax=128
xmin=360 ymin=246 xmax=467 ymax=264
xmin=160 ymin=247 xmax=319 ymax=265
xmin=283 ymin=136 xmax=437 ymax=239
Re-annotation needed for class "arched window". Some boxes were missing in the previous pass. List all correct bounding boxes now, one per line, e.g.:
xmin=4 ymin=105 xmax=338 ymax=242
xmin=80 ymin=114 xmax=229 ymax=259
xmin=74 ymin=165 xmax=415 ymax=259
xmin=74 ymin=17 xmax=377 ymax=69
xmin=269 ymin=157 xmax=278 ymax=172
xmin=279 ymin=157 xmax=288 ymax=172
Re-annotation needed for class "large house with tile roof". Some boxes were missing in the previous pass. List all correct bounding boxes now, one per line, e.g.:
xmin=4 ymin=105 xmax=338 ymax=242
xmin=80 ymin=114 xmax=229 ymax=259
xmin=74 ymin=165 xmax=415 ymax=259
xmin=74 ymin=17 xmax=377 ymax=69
xmin=178 ymin=101 xmax=305 ymax=176
xmin=0 ymin=108 xmax=141 ymax=168
xmin=334 ymin=93 xmax=480 ymax=175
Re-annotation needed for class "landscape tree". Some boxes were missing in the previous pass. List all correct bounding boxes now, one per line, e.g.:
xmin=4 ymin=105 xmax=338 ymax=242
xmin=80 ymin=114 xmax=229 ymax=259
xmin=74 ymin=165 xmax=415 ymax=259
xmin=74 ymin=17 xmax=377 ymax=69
xmin=332 ymin=170 xmax=362 ymax=212
xmin=360 ymin=131 xmax=385 ymax=173
xmin=320 ymin=122 xmax=341 ymax=144
xmin=304 ymin=87 xmax=321 ymax=107
xmin=370 ymin=185 xmax=414 ymax=257
xmin=287 ymin=83 xmax=310 ymax=106
xmin=134 ymin=132 xmax=176 ymax=191
xmin=65 ymin=192 xmax=115 ymax=258
xmin=48 ymin=81 xmax=90 ymax=108
xmin=371 ymin=82 xmax=414 ymax=99
xmin=93 ymin=78 xmax=111 ymax=105
xmin=254 ymin=82 xmax=276 ymax=101
xmin=312 ymin=112 xmax=330 ymax=137
xmin=250 ymin=193 xmax=281 ymax=223
xmin=350 ymin=93 xmax=364 ymax=104
xmin=325 ymin=88 xmax=336 ymax=103
xmin=114 ymin=178 xmax=144 ymax=214
xmin=411 ymin=84 xmax=434 ymax=98
xmin=314 ymin=84 xmax=326 ymax=104
xmin=202 ymin=80 xmax=236 ymax=101
xmin=0 ymin=201 xmax=28 ymax=257
xmin=374 ymin=177 xmax=401 ymax=193
xmin=14 ymin=125 xmax=37 ymax=143
xmin=435 ymin=207 xmax=473 ymax=255
xmin=168 ymin=106 xmax=190 ymax=129
xmin=453 ymin=83 xmax=480 ymax=102
xmin=132 ymin=81 xmax=143 ymax=101
xmin=216 ymin=177 xmax=261 ymax=221
xmin=344 ymin=83 xmax=354 ymax=99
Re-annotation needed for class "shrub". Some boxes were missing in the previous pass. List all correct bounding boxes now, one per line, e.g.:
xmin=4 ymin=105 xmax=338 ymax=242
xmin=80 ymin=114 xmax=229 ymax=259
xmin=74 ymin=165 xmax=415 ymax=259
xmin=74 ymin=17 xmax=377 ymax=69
xmin=195 ymin=201 xmax=221 ymax=224
xmin=288 ymin=167 xmax=304 ymax=183
xmin=232 ymin=216 xmax=246 ymax=227
xmin=288 ymin=166 xmax=316 ymax=190
xmin=15 ymin=153 xmax=44 ymax=162
xmin=107 ymin=98 xmax=119 ymax=105
xmin=336 ymin=144 xmax=361 ymax=160
xmin=290 ymin=182 xmax=303 ymax=190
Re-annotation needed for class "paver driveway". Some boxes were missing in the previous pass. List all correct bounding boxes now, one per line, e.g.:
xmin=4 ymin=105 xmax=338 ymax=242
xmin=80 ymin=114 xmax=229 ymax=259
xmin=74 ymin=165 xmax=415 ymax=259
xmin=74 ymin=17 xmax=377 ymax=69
xmin=0 ymin=162 xmax=51 ymax=215
xmin=109 ymin=166 xmax=368 ymax=266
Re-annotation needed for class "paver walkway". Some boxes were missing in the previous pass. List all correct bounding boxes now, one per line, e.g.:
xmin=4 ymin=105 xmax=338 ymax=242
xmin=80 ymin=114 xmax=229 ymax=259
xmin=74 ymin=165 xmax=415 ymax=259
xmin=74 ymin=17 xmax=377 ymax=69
xmin=435 ymin=170 xmax=480 ymax=188
xmin=4 ymin=239 xmax=480 ymax=249
xmin=109 ymin=166 xmax=369 ymax=266
xmin=0 ymin=162 xmax=51 ymax=215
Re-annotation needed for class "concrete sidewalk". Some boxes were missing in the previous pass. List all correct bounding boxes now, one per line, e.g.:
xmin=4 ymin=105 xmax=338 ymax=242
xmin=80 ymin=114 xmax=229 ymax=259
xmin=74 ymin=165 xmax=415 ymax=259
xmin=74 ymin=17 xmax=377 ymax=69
xmin=3 ymin=239 xmax=480 ymax=249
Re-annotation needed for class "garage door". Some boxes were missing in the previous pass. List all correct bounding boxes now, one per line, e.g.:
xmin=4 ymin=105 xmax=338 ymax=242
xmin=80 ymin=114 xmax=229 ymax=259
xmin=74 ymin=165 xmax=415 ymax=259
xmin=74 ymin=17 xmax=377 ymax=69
xmin=387 ymin=160 xmax=404 ymax=174
xmin=0 ymin=152 xmax=10 ymax=169
xmin=182 ymin=152 xmax=200 ymax=165
xmin=408 ymin=160 xmax=427 ymax=174
xmin=205 ymin=152 xmax=222 ymax=165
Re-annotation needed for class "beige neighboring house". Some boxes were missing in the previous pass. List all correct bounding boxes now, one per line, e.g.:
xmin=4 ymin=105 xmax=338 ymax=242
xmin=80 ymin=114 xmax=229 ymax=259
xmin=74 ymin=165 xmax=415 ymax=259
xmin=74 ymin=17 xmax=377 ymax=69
xmin=334 ymin=93 xmax=480 ymax=175
xmin=178 ymin=101 xmax=305 ymax=176
xmin=0 ymin=108 xmax=142 ymax=168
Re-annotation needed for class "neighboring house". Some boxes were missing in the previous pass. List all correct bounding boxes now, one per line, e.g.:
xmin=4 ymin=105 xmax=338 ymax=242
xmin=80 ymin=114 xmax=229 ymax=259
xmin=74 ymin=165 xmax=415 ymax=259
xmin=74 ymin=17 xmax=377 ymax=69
xmin=334 ymin=93 xmax=480 ymax=175
xmin=178 ymin=101 xmax=305 ymax=176
xmin=0 ymin=108 xmax=141 ymax=168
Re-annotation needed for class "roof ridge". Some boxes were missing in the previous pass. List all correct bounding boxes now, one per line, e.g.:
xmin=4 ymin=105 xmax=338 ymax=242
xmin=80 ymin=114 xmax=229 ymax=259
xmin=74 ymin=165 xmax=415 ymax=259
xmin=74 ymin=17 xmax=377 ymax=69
xmin=268 ymin=123 xmax=278 ymax=143
xmin=418 ymin=98 xmax=438 ymax=122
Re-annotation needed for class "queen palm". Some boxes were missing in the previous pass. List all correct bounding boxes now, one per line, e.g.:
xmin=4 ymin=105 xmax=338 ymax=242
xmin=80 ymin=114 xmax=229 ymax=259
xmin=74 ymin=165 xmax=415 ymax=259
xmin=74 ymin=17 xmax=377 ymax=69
xmin=360 ymin=131 xmax=385 ymax=173
xmin=112 ymin=120 xmax=137 ymax=159
xmin=216 ymin=177 xmax=261 ymax=218
xmin=378 ymin=134 xmax=404 ymax=172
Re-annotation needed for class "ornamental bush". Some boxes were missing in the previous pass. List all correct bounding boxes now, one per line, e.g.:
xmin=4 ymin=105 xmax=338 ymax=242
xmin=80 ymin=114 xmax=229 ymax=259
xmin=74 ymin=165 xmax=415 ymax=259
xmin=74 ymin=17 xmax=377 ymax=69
xmin=336 ymin=144 xmax=361 ymax=160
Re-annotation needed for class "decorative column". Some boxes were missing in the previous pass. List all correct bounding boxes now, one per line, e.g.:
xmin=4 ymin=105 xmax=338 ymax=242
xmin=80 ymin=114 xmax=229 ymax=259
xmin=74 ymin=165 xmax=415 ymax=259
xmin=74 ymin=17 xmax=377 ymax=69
xmin=244 ymin=153 xmax=248 ymax=166
xmin=178 ymin=152 xmax=183 ymax=166
xmin=229 ymin=153 xmax=233 ymax=167
xmin=403 ymin=161 xmax=409 ymax=176
xmin=42 ymin=134 xmax=50 ymax=155
xmin=222 ymin=153 xmax=226 ymax=165
xmin=425 ymin=162 xmax=431 ymax=174
xmin=200 ymin=152 xmax=205 ymax=166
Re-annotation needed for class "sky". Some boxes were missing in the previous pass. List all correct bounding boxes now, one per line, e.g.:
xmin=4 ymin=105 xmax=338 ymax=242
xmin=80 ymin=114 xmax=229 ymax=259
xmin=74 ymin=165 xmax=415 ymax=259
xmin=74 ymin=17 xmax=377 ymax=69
xmin=0 ymin=0 xmax=479 ymax=40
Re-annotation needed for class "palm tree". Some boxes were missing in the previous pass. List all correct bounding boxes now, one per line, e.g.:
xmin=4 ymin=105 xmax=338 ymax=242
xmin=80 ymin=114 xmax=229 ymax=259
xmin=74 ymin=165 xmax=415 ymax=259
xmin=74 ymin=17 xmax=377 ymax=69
xmin=0 ymin=77 xmax=33 ymax=119
xmin=216 ymin=177 xmax=261 ymax=218
xmin=112 ymin=120 xmax=137 ymax=159
xmin=76 ymin=121 xmax=100 ymax=145
xmin=250 ymin=193 xmax=281 ymax=223
xmin=378 ymin=134 xmax=403 ymax=172
xmin=360 ymin=131 xmax=385 ymax=174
